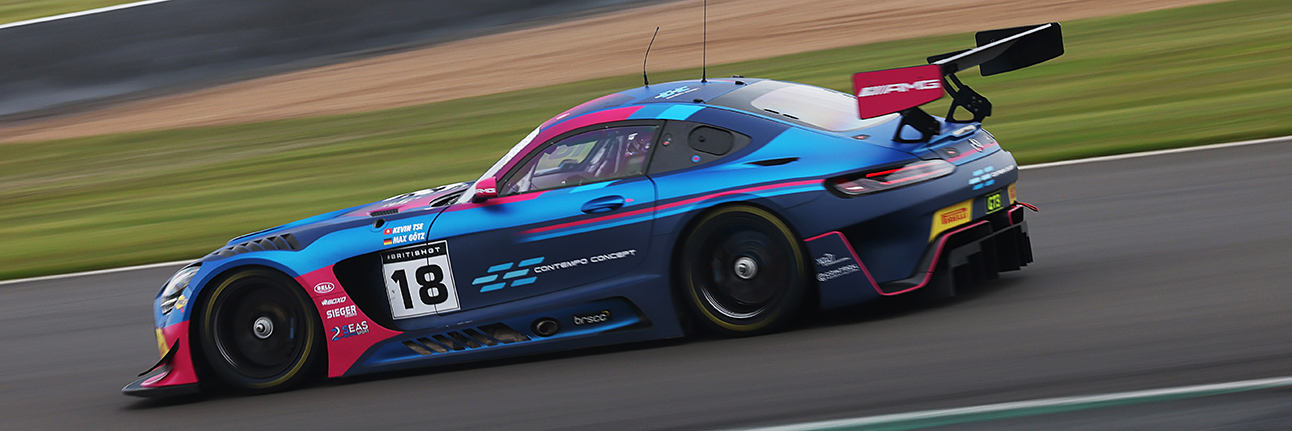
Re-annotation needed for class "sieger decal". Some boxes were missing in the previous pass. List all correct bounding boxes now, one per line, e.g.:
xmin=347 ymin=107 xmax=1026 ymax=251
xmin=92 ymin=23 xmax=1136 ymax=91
xmin=326 ymin=305 xmax=358 ymax=320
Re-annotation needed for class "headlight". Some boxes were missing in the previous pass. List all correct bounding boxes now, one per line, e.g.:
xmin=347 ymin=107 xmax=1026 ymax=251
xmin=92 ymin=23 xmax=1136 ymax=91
xmin=160 ymin=264 xmax=200 ymax=314
xmin=829 ymin=160 xmax=955 ymax=196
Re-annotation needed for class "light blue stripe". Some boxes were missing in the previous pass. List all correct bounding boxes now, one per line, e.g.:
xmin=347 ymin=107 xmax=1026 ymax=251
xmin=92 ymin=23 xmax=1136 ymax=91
xmin=502 ymin=269 xmax=529 ymax=279
xmin=569 ymin=182 xmax=612 ymax=193
xmin=479 ymin=282 xmax=506 ymax=292
xmin=472 ymin=275 xmax=498 ymax=285
xmin=657 ymin=105 xmax=703 ymax=120
xmin=510 ymin=277 xmax=537 ymax=287
xmin=519 ymin=257 xmax=545 ymax=267
xmin=487 ymin=262 xmax=513 ymax=273
xmin=628 ymin=104 xmax=670 ymax=119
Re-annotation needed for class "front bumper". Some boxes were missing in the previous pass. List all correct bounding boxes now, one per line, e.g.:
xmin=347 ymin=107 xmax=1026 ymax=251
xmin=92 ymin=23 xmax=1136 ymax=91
xmin=122 ymin=321 xmax=201 ymax=397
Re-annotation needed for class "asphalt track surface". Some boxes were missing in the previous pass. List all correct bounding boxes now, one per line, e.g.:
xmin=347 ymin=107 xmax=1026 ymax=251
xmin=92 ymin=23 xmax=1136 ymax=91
xmin=0 ymin=0 xmax=658 ymax=119
xmin=3 ymin=139 xmax=1292 ymax=430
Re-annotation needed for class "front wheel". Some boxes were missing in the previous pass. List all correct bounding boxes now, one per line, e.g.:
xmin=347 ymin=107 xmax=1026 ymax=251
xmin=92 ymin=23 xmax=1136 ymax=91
xmin=680 ymin=205 xmax=807 ymax=336
xmin=197 ymin=269 xmax=321 ymax=393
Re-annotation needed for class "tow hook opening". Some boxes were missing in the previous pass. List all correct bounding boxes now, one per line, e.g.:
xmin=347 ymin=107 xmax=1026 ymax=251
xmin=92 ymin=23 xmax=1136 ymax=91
xmin=531 ymin=318 xmax=560 ymax=337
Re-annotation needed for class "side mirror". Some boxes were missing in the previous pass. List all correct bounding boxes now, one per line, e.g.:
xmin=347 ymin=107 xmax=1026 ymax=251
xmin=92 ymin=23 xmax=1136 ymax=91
xmin=472 ymin=177 xmax=499 ymax=202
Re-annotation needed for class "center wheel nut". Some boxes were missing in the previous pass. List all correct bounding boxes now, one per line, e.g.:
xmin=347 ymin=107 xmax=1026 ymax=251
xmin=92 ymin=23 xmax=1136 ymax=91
xmin=734 ymin=256 xmax=759 ymax=280
xmin=252 ymin=317 xmax=274 ymax=339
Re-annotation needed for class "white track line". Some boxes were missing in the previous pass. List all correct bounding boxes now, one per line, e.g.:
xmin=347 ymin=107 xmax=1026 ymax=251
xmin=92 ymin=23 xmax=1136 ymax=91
xmin=0 ymin=0 xmax=172 ymax=32
xmin=0 ymin=259 xmax=192 ymax=287
xmin=735 ymin=375 xmax=1292 ymax=431
xmin=2 ymin=134 xmax=1289 ymax=287
xmin=1020 ymin=135 xmax=1291 ymax=170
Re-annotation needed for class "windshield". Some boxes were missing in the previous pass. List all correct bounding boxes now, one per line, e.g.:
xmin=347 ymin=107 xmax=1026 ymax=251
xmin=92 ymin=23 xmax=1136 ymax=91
xmin=455 ymin=126 xmax=541 ymax=204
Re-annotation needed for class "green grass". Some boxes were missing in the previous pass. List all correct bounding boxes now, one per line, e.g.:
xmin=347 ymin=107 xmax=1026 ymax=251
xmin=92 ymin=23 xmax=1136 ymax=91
xmin=0 ymin=0 xmax=142 ymax=25
xmin=2 ymin=0 xmax=1289 ymax=281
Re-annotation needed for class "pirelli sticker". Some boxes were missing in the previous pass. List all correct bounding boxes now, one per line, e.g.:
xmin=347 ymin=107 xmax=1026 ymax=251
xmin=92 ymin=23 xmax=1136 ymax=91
xmin=930 ymin=198 xmax=973 ymax=241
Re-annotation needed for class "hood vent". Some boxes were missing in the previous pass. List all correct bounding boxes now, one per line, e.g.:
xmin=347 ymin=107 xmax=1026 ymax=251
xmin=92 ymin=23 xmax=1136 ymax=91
xmin=369 ymin=208 xmax=399 ymax=217
xmin=209 ymin=233 xmax=301 ymax=258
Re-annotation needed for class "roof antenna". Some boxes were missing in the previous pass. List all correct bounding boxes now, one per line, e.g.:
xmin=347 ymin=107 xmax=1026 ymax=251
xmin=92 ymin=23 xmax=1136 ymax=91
xmin=643 ymin=27 xmax=659 ymax=86
xmin=701 ymin=0 xmax=707 ymax=83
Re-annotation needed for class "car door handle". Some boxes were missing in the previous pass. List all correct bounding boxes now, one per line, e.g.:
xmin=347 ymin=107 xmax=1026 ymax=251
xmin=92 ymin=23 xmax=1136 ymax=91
xmin=581 ymin=195 xmax=626 ymax=214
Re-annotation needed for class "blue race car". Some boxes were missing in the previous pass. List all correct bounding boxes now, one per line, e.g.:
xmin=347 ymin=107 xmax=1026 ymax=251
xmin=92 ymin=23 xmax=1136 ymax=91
xmin=125 ymin=23 xmax=1061 ymax=396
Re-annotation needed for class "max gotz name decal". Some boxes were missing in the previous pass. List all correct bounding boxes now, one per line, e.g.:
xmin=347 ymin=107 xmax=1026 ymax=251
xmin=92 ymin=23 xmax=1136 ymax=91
xmin=383 ymin=222 xmax=426 ymax=246
xmin=381 ymin=241 xmax=460 ymax=319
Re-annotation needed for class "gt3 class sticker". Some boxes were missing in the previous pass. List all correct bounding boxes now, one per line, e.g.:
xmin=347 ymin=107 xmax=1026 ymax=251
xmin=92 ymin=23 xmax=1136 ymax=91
xmin=381 ymin=241 xmax=460 ymax=319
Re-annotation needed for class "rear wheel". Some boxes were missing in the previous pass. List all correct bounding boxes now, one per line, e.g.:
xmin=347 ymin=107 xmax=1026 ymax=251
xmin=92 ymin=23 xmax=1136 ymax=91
xmin=197 ymin=269 xmax=321 ymax=393
xmin=680 ymin=205 xmax=807 ymax=336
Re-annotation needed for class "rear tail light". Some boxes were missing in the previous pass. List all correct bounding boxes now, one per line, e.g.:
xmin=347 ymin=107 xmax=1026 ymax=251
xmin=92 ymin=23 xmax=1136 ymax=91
xmin=830 ymin=160 xmax=955 ymax=196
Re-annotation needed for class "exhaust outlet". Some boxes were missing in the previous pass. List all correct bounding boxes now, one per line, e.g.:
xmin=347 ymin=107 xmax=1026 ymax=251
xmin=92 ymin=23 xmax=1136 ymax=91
xmin=531 ymin=318 xmax=560 ymax=337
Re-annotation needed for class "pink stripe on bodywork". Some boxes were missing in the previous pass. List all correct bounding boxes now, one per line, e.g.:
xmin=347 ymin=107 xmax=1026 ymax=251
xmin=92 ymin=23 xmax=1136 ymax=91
xmin=443 ymin=190 xmax=548 ymax=212
xmin=521 ymin=179 xmax=823 ymax=236
xmin=884 ymin=220 xmax=990 ymax=295
xmin=296 ymin=266 xmax=402 ymax=378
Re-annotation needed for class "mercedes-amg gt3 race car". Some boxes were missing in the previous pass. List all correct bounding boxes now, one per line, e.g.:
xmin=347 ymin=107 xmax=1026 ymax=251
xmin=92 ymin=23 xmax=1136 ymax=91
xmin=125 ymin=23 xmax=1062 ymax=396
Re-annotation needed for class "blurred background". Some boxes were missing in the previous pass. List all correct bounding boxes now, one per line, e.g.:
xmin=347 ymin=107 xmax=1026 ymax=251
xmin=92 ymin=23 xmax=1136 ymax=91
xmin=1 ymin=0 xmax=1291 ymax=429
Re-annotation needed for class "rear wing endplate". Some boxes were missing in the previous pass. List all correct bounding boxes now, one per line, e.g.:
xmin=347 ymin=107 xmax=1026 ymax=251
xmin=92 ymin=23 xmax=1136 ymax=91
xmin=852 ymin=23 xmax=1063 ymax=143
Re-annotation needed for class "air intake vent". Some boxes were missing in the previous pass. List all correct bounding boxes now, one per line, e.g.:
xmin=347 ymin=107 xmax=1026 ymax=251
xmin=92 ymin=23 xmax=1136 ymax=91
xmin=401 ymin=323 xmax=530 ymax=357
xmin=210 ymin=233 xmax=301 ymax=258
xmin=369 ymin=209 xmax=399 ymax=217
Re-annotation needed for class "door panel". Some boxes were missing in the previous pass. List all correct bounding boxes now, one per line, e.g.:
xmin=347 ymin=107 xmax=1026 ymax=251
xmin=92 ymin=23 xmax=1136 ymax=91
xmin=423 ymin=124 xmax=662 ymax=315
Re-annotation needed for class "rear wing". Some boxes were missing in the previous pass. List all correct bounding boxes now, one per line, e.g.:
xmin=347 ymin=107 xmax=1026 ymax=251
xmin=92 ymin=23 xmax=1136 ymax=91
xmin=852 ymin=23 xmax=1064 ymax=143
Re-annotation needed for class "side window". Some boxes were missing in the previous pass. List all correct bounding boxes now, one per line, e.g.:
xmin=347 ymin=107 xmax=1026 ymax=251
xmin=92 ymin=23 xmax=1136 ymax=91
xmin=501 ymin=125 xmax=658 ymax=195
xmin=647 ymin=121 xmax=751 ymax=175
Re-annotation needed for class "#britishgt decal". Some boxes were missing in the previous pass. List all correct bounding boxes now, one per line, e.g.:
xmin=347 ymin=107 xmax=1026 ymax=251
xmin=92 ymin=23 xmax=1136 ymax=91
xmin=381 ymin=241 xmax=460 ymax=319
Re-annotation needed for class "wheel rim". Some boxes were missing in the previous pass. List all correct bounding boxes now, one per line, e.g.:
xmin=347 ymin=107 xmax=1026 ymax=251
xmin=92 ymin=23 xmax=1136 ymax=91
xmin=692 ymin=216 xmax=793 ymax=320
xmin=211 ymin=281 xmax=308 ymax=379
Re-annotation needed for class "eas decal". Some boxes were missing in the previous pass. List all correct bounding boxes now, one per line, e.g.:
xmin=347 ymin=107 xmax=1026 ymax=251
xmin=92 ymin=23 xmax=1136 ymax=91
xmin=331 ymin=321 xmax=370 ymax=341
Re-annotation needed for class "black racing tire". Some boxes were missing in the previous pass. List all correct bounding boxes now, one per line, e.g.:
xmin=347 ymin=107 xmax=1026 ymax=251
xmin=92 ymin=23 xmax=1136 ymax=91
xmin=197 ymin=268 xmax=322 ymax=394
xmin=680 ymin=205 xmax=807 ymax=336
